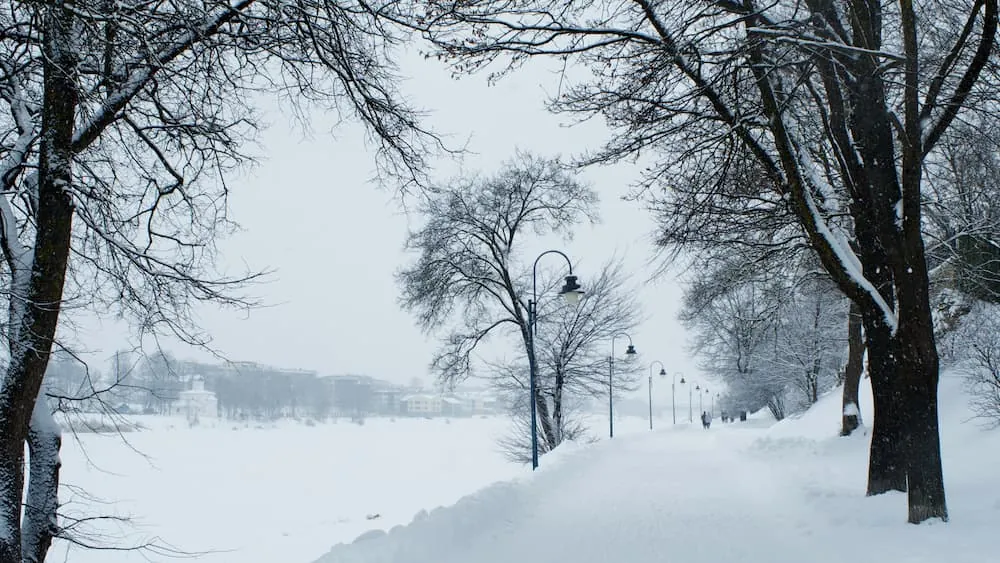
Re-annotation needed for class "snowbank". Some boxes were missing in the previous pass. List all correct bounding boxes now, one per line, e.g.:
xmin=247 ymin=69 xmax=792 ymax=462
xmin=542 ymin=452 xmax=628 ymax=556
xmin=313 ymin=372 xmax=1000 ymax=563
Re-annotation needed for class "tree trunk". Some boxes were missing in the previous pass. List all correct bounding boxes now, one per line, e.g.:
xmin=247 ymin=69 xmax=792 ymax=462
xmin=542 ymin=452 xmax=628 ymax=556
xmin=552 ymin=369 xmax=565 ymax=446
xmin=896 ymin=332 xmax=947 ymax=522
xmin=894 ymin=0 xmax=948 ymax=520
xmin=22 ymin=397 xmax=62 ymax=563
xmin=534 ymin=390 xmax=557 ymax=452
xmin=864 ymin=313 xmax=907 ymax=495
xmin=0 ymin=4 xmax=77 ymax=562
xmin=894 ymin=240 xmax=948 ymax=522
xmin=809 ymin=293 xmax=822 ymax=404
xmin=842 ymin=301 xmax=864 ymax=436
xmin=0 ymin=414 xmax=27 ymax=563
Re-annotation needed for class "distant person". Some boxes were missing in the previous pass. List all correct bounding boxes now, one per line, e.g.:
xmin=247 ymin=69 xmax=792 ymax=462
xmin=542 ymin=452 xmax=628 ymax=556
xmin=701 ymin=411 xmax=712 ymax=429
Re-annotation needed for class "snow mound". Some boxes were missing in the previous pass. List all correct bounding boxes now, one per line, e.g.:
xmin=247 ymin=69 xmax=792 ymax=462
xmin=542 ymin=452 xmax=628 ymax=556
xmin=312 ymin=373 xmax=1000 ymax=563
xmin=765 ymin=376 xmax=875 ymax=441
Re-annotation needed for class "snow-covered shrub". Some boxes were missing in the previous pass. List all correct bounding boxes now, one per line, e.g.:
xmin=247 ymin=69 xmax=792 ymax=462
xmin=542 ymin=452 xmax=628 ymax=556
xmin=947 ymin=302 xmax=1000 ymax=425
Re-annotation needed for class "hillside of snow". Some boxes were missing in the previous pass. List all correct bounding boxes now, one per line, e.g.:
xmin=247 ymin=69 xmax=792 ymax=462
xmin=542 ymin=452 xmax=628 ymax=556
xmin=313 ymin=373 xmax=1000 ymax=563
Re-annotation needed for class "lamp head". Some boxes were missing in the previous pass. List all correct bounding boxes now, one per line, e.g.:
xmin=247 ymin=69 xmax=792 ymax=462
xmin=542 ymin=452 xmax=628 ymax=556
xmin=559 ymin=275 xmax=585 ymax=306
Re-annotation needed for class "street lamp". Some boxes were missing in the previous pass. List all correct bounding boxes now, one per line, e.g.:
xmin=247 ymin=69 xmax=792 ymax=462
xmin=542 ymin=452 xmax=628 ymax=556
xmin=697 ymin=386 xmax=708 ymax=414
xmin=673 ymin=372 xmax=685 ymax=425
xmin=609 ymin=333 xmax=636 ymax=439
xmin=648 ymin=361 xmax=666 ymax=431
xmin=690 ymin=382 xmax=697 ymax=423
xmin=528 ymin=250 xmax=585 ymax=470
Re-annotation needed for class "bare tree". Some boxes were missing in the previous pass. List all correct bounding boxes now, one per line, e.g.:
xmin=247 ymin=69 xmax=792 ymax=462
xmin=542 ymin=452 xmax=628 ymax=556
xmin=494 ymin=259 xmax=641 ymax=456
xmin=768 ymin=276 xmax=848 ymax=411
xmin=944 ymin=303 xmax=1000 ymax=425
xmin=925 ymin=119 xmax=1000 ymax=303
xmin=680 ymin=258 xmax=786 ymax=418
xmin=681 ymin=250 xmax=847 ymax=421
xmin=392 ymin=0 xmax=1000 ymax=522
xmin=397 ymin=151 xmax=598 ymax=455
xmin=0 ymin=1 xmax=439 ymax=560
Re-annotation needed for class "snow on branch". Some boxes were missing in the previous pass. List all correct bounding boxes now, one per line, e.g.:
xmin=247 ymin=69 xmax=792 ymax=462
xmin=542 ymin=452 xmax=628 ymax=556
xmin=800 ymin=184 xmax=897 ymax=332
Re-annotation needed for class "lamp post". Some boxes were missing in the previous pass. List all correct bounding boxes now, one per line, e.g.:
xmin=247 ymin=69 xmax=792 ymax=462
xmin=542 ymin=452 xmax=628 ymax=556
xmin=528 ymin=250 xmax=585 ymax=470
xmin=673 ymin=372 xmax=685 ymax=425
xmin=609 ymin=333 xmax=637 ymax=439
xmin=713 ymin=393 xmax=719 ymax=418
xmin=696 ymin=385 xmax=707 ymax=414
xmin=648 ymin=361 xmax=666 ymax=430
xmin=689 ymin=382 xmax=695 ymax=423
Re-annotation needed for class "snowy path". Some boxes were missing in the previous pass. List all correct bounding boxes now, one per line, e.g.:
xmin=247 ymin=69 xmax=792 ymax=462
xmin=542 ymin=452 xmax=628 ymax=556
xmin=314 ymin=418 xmax=998 ymax=563
xmin=479 ymin=427 xmax=821 ymax=562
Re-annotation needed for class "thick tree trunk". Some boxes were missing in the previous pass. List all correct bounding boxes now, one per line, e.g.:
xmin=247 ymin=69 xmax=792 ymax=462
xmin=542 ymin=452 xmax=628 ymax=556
xmin=0 ymin=4 xmax=77 ymax=562
xmin=895 ymin=333 xmax=947 ymax=523
xmin=0 ymin=418 xmax=27 ymax=563
xmin=864 ymin=313 xmax=907 ymax=495
xmin=894 ymin=246 xmax=948 ymax=522
xmin=842 ymin=301 xmax=864 ymax=436
xmin=23 ymin=398 xmax=62 ymax=563
xmin=895 ymin=0 xmax=948 ymax=521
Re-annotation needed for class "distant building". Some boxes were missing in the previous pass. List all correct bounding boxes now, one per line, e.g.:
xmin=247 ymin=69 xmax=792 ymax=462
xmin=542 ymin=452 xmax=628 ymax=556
xmin=452 ymin=391 xmax=501 ymax=415
xmin=441 ymin=395 xmax=465 ymax=417
xmin=401 ymin=394 xmax=443 ymax=416
xmin=173 ymin=376 xmax=218 ymax=421
xmin=327 ymin=375 xmax=374 ymax=417
xmin=372 ymin=386 xmax=405 ymax=415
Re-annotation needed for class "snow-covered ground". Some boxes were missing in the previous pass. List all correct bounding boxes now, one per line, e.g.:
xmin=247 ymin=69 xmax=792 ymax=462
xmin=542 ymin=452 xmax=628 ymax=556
xmin=55 ymin=416 xmax=529 ymax=563
xmin=55 ymin=411 xmax=661 ymax=563
xmin=313 ymin=374 xmax=1000 ymax=563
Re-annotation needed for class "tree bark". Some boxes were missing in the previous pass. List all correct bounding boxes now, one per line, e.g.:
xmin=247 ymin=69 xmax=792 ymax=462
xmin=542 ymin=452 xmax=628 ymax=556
xmin=841 ymin=301 xmax=864 ymax=436
xmin=895 ymin=315 xmax=947 ymax=522
xmin=894 ymin=0 xmax=948 ymax=522
xmin=864 ymin=313 xmax=907 ymax=495
xmin=22 ymin=398 xmax=62 ymax=563
xmin=552 ymin=369 xmax=565 ymax=446
xmin=0 ymin=3 xmax=77 ymax=562
xmin=534 ymin=390 xmax=557 ymax=452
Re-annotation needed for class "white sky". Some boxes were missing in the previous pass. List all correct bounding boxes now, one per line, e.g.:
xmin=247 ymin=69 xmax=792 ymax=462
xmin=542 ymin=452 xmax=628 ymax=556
xmin=72 ymin=46 xmax=711 ymax=399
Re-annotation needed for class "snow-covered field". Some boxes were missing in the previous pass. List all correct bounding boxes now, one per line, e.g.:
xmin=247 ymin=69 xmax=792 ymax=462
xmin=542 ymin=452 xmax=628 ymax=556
xmin=55 ymin=416 xmax=528 ymax=563
xmin=55 ymin=374 xmax=999 ymax=563
xmin=314 ymin=374 xmax=1000 ymax=563
xmin=55 ymin=411 xmax=661 ymax=563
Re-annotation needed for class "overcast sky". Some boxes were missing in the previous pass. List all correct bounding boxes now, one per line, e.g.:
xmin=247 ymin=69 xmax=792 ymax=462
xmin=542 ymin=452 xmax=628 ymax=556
xmin=73 ymin=45 xmax=713 ymax=401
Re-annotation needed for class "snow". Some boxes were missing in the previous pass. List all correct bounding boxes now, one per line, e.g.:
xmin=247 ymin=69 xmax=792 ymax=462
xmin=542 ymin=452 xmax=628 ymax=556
xmin=314 ymin=373 xmax=1000 ymax=563
xmin=800 ymin=181 xmax=898 ymax=333
xmin=52 ymin=375 xmax=1000 ymax=563
xmin=843 ymin=402 xmax=860 ymax=417
xmin=55 ymin=416 xmax=523 ymax=563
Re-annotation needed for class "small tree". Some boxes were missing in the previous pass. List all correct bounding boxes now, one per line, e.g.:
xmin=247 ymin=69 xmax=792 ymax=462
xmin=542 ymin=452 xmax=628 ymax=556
xmin=397 ymin=151 xmax=599 ymax=456
xmin=495 ymin=259 xmax=641 ymax=456
xmin=946 ymin=304 xmax=1000 ymax=425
